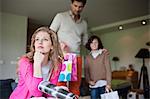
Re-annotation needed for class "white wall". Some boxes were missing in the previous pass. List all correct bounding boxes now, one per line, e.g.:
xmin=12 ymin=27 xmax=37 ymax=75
xmin=96 ymin=25 xmax=150 ymax=86
xmin=0 ymin=0 xmax=1 ymax=11
xmin=0 ymin=0 xmax=1 ymax=76
xmin=0 ymin=0 xmax=2 ymax=76
xmin=1 ymin=13 xmax=27 ymax=79
xmin=0 ymin=12 xmax=2 ymax=76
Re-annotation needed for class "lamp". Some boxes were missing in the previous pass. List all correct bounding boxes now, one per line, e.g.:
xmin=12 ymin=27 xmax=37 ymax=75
xmin=146 ymin=41 xmax=150 ymax=46
xmin=112 ymin=56 xmax=119 ymax=70
xmin=135 ymin=48 xmax=150 ymax=98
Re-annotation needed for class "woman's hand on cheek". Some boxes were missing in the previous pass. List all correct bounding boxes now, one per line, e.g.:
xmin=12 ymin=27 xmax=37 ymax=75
xmin=34 ymin=51 xmax=45 ymax=64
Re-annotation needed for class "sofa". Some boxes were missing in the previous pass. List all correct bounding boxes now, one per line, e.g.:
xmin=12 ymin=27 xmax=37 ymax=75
xmin=0 ymin=79 xmax=17 ymax=99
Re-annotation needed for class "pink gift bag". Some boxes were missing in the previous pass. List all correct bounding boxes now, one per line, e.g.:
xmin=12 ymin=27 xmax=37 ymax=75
xmin=58 ymin=53 xmax=77 ymax=81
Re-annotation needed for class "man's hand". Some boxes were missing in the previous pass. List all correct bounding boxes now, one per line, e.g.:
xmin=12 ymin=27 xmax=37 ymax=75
xmin=60 ymin=42 xmax=70 ymax=53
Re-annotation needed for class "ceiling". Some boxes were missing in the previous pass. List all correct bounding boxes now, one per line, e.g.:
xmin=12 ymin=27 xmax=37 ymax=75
xmin=1 ymin=0 xmax=149 ymax=31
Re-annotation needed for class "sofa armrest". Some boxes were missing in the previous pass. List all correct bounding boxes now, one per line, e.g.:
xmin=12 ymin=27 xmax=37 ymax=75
xmin=0 ymin=79 xmax=15 ymax=99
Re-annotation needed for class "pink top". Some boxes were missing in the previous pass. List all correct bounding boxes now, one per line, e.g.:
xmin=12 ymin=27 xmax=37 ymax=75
xmin=9 ymin=57 xmax=61 ymax=99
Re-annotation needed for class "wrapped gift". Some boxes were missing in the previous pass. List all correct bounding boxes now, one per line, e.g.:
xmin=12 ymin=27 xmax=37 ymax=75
xmin=58 ymin=53 xmax=77 ymax=81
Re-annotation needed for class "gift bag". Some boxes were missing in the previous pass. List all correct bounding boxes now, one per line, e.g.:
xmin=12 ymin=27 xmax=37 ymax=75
xmin=70 ymin=53 xmax=77 ymax=81
xmin=58 ymin=53 xmax=77 ymax=81
xmin=101 ymin=90 xmax=119 ymax=99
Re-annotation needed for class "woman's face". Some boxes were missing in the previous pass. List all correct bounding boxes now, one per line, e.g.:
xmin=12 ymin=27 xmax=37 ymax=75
xmin=34 ymin=31 xmax=53 ymax=54
xmin=90 ymin=39 xmax=99 ymax=51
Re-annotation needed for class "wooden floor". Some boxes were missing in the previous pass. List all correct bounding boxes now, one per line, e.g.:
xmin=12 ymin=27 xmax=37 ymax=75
xmin=79 ymin=96 xmax=90 ymax=99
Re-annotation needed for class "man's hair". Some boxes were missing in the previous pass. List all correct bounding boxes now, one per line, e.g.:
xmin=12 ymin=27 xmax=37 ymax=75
xmin=71 ymin=0 xmax=87 ymax=6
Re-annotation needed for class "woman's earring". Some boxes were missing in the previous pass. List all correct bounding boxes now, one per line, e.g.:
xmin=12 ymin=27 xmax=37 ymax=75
xmin=50 ymin=47 xmax=53 ymax=52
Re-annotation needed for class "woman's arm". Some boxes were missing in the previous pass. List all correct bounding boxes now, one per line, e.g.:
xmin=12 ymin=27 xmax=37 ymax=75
xmin=19 ymin=57 xmax=43 ymax=97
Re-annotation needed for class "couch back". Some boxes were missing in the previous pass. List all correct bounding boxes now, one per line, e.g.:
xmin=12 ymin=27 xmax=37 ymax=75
xmin=0 ymin=79 xmax=15 ymax=99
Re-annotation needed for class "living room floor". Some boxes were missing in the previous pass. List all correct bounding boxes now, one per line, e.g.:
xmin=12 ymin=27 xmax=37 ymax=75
xmin=79 ymin=96 xmax=90 ymax=99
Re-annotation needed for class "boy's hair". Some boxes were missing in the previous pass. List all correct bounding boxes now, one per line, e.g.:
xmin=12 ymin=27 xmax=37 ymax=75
xmin=71 ymin=0 xmax=87 ymax=6
xmin=85 ymin=35 xmax=103 ymax=51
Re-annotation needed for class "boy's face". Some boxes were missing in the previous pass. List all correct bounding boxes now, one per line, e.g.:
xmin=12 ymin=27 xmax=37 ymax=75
xmin=71 ymin=1 xmax=84 ymax=16
xmin=90 ymin=39 xmax=99 ymax=51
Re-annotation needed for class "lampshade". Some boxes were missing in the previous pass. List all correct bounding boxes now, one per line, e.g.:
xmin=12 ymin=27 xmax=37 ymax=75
xmin=146 ymin=41 xmax=150 ymax=46
xmin=112 ymin=56 xmax=119 ymax=61
xmin=135 ymin=48 xmax=150 ymax=58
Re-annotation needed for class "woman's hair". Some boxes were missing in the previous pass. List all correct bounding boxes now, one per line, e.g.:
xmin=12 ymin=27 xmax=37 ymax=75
xmin=85 ymin=35 xmax=103 ymax=51
xmin=25 ymin=26 xmax=63 ymax=70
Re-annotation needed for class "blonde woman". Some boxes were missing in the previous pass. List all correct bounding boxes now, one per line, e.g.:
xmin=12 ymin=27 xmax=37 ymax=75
xmin=10 ymin=27 xmax=63 ymax=99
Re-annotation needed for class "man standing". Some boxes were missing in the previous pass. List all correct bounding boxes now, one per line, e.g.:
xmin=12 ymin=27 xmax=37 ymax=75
xmin=50 ymin=0 xmax=88 ymax=96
